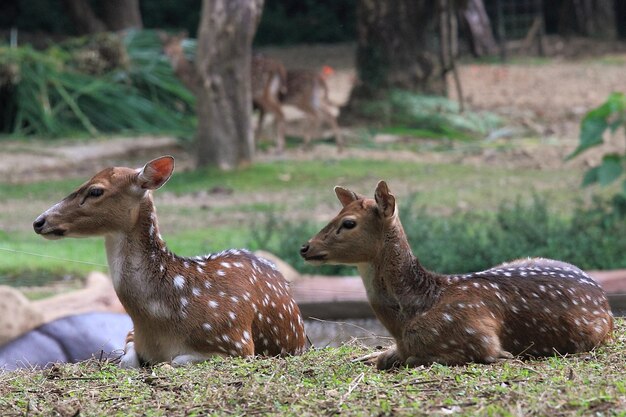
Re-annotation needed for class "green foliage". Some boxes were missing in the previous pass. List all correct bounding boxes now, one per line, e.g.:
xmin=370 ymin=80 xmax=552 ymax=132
xmin=403 ymin=196 xmax=626 ymax=274
xmin=362 ymin=91 xmax=503 ymax=140
xmin=0 ymin=30 xmax=195 ymax=137
xmin=251 ymin=196 xmax=626 ymax=275
xmin=568 ymin=92 xmax=626 ymax=214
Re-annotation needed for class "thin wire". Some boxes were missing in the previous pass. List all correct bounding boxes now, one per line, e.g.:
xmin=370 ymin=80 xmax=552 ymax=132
xmin=0 ymin=247 xmax=108 ymax=268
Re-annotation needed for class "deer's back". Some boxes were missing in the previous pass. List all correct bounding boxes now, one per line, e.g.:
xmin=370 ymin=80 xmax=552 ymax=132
xmin=435 ymin=258 xmax=613 ymax=357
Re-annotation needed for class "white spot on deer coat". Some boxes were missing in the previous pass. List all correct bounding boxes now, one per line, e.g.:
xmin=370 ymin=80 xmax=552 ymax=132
xmin=173 ymin=275 xmax=186 ymax=289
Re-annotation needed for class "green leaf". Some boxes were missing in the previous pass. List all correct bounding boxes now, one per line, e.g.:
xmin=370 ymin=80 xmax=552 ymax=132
xmin=567 ymin=117 xmax=607 ymax=160
xmin=597 ymin=154 xmax=623 ymax=186
xmin=606 ymin=92 xmax=626 ymax=114
xmin=566 ymin=93 xmax=626 ymax=160
xmin=582 ymin=166 xmax=599 ymax=187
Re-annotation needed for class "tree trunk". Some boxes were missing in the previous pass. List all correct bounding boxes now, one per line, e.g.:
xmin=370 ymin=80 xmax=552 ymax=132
xmin=101 ymin=0 xmax=143 ymax=31
xmin=195 ymin=0 xmax=263 ymax=170
xmin=460 ymin=0 xmax=498 ymax=56
xmin=558 ymin=0 xmax=616 ymax=38
xmin=348 ymin=0 xmax=445 ymax=104
xmin=63 ymin=0 xmax=106 ymax=35
xmin=63 ymin=0 xmax=143 ymax=34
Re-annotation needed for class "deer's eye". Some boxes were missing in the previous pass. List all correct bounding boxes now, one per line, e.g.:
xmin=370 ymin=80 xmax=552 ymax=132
xmin=341 ymin=219 xmax=356 ymax=229
xmin=88 ymin=188 xmax=104 ymax=198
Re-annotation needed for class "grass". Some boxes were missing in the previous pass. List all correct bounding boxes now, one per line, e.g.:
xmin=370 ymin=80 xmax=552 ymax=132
xmin=1 ymin=31 xmax=195 ymax=137
xmin=1 ymin=319 xmax=624 ymax=416
xmin=0 ymin=107 xmax=621 ymax=284
xmin=0 ymin=155 xmax=620 ymax=284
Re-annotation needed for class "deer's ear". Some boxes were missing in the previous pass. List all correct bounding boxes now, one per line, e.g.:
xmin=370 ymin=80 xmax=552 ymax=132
xmin=334 ymin=186 xmax=361 ymax=207
xmin=137 ymin=156 xmax=175 ymax=190
xmin=374 ymin=181 xmax=395 ymax=218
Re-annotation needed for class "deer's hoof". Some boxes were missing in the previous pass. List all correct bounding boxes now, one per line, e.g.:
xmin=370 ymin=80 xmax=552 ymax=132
xmin=376 ymin=347 xmax=403 ymax=370
xmin=119 ymin=342 xmax=141 ymax=369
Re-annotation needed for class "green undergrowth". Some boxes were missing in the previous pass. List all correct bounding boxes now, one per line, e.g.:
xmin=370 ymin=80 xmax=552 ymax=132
xmin=359 ymin=91 xmax=503 ymax=140
xmin=0 ymin=30 xmax=195 ymax=137
xmin=1 ymin=156 xmax=623 ymax=283
xmin=254 ymin=195 xmax=626 ymax=276
xmin=4 ymin=194 xmax=624 ymax=285
xmin=1 ymin=320 xmax=624 ymax=416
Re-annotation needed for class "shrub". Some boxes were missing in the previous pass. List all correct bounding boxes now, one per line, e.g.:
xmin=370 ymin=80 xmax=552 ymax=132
xmin=249 ymin=196 xmax=626 ymax=275
xmin=0 ymin=30 xmax=195 ymax=137
xmin=567 ymin=92 xmax=626 ymax=217
xmin=359 ymin=90 xmax=503 ymax=140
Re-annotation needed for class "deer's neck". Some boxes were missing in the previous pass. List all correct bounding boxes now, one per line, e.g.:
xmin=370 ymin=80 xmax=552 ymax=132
xmin=104 ymin=196 xmax=171 ymax=303
xmin=358 ymin=217 xmax=441 ymax=329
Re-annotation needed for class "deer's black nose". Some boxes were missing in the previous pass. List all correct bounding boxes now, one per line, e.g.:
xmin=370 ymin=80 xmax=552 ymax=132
xmin=33 ymin=216 xmax=46 ymax=234
xmin=300 ymin=243 xmax=310 ymax=256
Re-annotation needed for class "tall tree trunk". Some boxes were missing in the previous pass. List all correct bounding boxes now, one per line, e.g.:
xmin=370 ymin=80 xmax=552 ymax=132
xmin=63 ymin=0 xmax=143 ymax=34
xmin=101 ymin=0 xmax=143 ymax=31
xmin=461 ymin=0 xmax=498 ymax=56
xmin=195 ymin=0 xmax=263 ymax=170
xmin=348 ymin=0 xmax=445 ymax=104
xmin=63 ymin=0 xmax=106 ymax=35
xmin=558 ymin=0 xmax=616 ymax=38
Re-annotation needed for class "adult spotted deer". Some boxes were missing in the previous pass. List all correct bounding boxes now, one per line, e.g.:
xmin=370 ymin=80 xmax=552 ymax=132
xmin=33 ymin=156 xmax=306 ymax=367
xmin=300 ymin=181 xmax=613 ymax=370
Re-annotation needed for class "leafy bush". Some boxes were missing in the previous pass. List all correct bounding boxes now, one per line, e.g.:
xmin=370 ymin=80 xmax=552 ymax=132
xmin=0 ymin=30 xmax=195 ymax=137
xmin=568 ymin=92 xmax=626 ymax=216
xmin=248 ymin=196 xmax=626 ymax=275
xmin=360 ymin=90 xmax=503 ymax=140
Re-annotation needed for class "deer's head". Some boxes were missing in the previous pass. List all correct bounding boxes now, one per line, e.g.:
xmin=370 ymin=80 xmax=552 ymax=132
xmin=33 ymin=156 xmax=175 ymax=239
xmin=159 ymin=31 xmax=187 ymax=61
xmin=300 ymin=181 xmax=397 ymax=265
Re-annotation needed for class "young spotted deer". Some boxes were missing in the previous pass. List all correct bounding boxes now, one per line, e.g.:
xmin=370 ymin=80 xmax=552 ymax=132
xmin=300 ymin=181 xmax=613 ymax=370
xmin=33 ymin=156 xmax=306 ymax=368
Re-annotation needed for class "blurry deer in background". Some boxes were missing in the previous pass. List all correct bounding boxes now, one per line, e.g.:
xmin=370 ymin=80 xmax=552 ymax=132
xmin=159 ymin=33 xmax=342 ymax=152
xmin=33 ymin=156 xmax=306 ymax=367
xmin=159 ymin=31 xmax=199 ymax=93
xmin=280 ymin=65 xmax=344 ymax=151
xmin=251 ymin=54 xmax=288 ymax=152
xmin=159 ymin=33 xmax=288 ymax=151
xmin=300 ymin=181 xmax=613 ymax=370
